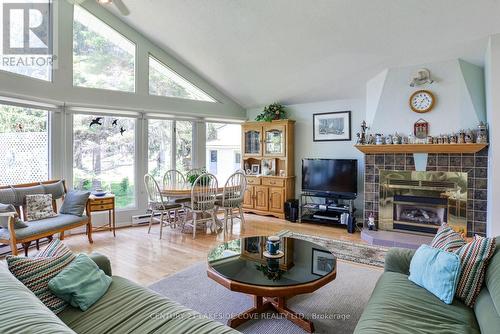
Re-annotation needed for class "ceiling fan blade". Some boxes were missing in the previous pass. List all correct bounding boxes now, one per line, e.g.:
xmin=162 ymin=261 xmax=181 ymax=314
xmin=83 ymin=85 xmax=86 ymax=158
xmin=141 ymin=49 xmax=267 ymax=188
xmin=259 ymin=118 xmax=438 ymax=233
xmin=113 ymin=0 xmax=130 ymax=16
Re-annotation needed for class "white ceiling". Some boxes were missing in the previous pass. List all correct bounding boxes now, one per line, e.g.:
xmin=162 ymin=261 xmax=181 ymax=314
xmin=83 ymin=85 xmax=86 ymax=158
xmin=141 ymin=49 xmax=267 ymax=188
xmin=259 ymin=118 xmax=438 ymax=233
xmin=105 ymin=0 xmax=500 ymax=108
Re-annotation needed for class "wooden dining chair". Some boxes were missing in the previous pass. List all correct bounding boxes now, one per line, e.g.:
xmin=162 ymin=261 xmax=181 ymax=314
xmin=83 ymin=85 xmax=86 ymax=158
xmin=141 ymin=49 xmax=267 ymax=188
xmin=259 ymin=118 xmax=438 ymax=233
xmin=163 ymin=169 xmax=186 ymax=191
xmin=217 ymin=172 xmax=247 ymax=233
xmin=144 ymin=174 xmax=182 ymax=239
xmin=183 ymin=173 xmax=218 ymax=239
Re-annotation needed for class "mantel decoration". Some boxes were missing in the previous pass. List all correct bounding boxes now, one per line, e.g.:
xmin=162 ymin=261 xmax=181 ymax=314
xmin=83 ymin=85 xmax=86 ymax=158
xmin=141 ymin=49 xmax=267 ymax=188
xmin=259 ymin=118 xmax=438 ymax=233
xmin=255 ymin=103 xmax=287 ymax=122
xmin=313 ymin=111 xmax=352 ymax=142
xmin=355 ymin=120 xmax=488 ymax=146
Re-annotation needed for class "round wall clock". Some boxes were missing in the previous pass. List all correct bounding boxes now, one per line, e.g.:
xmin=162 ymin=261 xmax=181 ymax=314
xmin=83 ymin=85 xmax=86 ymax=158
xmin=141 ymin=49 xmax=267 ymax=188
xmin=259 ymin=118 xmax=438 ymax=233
xmin=409 ymin=90 xmax=435 ymax=113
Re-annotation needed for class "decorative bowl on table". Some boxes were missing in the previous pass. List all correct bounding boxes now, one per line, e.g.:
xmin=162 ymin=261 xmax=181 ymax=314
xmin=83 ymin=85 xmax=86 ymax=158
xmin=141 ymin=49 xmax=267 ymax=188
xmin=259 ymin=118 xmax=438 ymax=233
xmin=92 ymin=189 xmax=107 ymax=197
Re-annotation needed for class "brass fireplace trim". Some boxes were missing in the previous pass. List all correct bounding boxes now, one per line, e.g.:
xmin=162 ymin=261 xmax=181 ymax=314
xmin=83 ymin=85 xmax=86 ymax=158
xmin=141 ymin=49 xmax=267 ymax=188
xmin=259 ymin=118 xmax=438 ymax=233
xmin=379 ymin=170 xmax=467 ymax=236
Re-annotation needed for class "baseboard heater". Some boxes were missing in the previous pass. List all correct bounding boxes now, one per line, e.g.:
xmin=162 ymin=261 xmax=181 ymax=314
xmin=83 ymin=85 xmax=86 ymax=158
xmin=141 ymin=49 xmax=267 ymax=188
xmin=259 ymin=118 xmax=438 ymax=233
xmin=132 ymin=212 xmax=161 ymax=225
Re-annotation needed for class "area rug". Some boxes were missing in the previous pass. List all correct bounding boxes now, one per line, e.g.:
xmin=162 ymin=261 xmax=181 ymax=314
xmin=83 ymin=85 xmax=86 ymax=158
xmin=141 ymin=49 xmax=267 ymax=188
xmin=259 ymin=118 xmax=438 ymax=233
xmin=149 ymin=261 xmax=382 ymax=334
xmin=278 ymin=230 xmax=388 ymax=268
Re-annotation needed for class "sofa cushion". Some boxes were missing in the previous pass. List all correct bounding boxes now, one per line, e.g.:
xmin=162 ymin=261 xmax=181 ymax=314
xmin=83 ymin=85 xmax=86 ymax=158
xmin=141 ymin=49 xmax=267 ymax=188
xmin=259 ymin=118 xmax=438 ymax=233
xmin=42 ymin=180 xmax=66 ymax=200
xmin=0 ymin=188 xmax=16 ymax=205
xmin=0 ymin=203 xmax=27 ymax=229
xmin=485 ymin=236 xmax=500 ymax=315
xmin=474 ymin=287 xmax=500 ymax=334
xmin=0 ymin=265 xmax=75 ymax=334
xmin=408 ymin=245 xmax=461 ymax=304
xmin=25 ymin=194 xmax=57 ymax=221
xmin=58 ymin=276 xmax=239 ymax=334
xmin=455 ymin=235 xmax=496 ymax=307
xmin=354 ymin=272 xmax=480 ymax=334
xmin=7 ymin=239 xmax=76 ymax=314
xmin=60 ymin=191 xmax=90 ymax=217
xmin=49 ymin=254 xmax=112 ymax=311
xmin=12 ymin=184 xmax=45 ymax=206
xmin=0 ymin=214 xmax=88 ymax=240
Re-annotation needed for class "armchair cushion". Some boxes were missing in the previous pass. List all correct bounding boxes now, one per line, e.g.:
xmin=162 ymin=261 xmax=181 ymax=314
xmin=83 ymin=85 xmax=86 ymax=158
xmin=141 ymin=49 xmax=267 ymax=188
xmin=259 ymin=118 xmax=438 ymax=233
xmin=60 ymin=191 xmax=90 ymax=217
xmin=0 ymin=188 xmax=16 ymax=205
xmin=12 ymin=184 xmax=45 ymax=206
xmin=42 ymin=180 xmax=66 ymax=200
xmin=0 ymin=203 xmax=27 ymax=229
xmin=0 ymin=214 xmax=88 ymax=240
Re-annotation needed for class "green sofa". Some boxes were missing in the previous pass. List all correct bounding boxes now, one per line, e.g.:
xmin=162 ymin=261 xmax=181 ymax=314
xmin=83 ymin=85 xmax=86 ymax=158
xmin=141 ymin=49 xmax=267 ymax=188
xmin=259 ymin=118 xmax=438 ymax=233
xmin=0 ymin=253 xmax=239 ymax=334
xmin=355 ymin=237 xmax=500 ymax=334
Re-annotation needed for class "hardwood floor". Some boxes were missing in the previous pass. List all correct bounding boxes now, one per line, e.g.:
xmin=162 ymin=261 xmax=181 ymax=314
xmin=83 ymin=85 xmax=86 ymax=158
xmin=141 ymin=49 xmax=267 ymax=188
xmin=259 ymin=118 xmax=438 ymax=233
xmin=15 ymin=214 xmax=364 ymax=286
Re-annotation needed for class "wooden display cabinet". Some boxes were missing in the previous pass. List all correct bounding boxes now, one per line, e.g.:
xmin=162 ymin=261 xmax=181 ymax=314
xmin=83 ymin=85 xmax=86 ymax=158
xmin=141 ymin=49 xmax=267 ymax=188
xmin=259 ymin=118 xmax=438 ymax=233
xmin=241 ymin=119 xmax=295 ymax=219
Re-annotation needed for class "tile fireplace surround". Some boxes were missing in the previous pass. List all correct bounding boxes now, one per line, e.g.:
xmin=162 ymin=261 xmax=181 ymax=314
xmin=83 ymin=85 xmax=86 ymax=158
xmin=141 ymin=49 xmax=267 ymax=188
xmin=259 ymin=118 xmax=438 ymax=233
xmin=364 ymin=148 xmax=488 ymax=237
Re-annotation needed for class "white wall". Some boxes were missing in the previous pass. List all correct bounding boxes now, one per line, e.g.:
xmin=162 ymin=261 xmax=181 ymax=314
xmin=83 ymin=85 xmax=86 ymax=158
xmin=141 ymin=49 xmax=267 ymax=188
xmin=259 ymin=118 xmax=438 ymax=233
xmin=485 ymin=34 xmax=500 ymax=237
xmin=367 ymin=59 xmax=486 ymax=136
xmin=247 ymin=99 xmax=365 ymax=212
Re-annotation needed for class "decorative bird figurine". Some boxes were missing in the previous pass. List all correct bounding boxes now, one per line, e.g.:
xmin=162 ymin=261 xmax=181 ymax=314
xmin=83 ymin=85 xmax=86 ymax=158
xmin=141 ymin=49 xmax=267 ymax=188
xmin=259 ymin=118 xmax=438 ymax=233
xmin=112 ymin=119 xmax=118 ymax=127
xmin=89 ymin=117 xmax=103 ymax=127
xmin=119 ymin=127 xmax=126 ymax=136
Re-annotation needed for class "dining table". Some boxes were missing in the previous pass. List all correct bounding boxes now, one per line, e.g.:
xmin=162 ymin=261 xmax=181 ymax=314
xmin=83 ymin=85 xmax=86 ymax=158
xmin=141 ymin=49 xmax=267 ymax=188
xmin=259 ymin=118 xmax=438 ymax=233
xmin=160 ymin=184 xmax=235 ymax=230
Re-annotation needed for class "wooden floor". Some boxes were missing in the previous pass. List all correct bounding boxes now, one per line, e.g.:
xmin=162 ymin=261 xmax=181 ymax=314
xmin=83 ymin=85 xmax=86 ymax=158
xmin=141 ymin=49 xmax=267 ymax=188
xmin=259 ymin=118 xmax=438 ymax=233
xmin=17 ymin=214 xmax=364 ymax=286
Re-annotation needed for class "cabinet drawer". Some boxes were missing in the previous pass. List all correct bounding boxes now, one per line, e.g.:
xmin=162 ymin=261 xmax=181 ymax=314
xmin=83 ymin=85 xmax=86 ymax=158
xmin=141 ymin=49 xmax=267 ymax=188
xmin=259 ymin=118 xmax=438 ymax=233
xmin=90 ymin=198 xmax=114 ymax=205
xmin=90 ymin=204 xmax=114 ymax=211
xmin=262 ymin=178 xmax=284 ymax=187
xmin=246 ymin=177 xmax=261 ymax=185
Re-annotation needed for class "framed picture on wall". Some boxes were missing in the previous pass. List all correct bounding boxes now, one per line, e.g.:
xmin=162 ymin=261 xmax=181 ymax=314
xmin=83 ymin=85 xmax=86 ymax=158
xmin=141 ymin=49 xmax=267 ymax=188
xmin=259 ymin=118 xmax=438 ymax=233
xmin=313 ymin=111 xmax=351 ymax=142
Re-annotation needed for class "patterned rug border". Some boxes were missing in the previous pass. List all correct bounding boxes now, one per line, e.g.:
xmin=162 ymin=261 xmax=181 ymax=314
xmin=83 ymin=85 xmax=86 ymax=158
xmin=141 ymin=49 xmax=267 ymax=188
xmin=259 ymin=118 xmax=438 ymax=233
xmin=277 ymin=230 xmax=389 ymax=268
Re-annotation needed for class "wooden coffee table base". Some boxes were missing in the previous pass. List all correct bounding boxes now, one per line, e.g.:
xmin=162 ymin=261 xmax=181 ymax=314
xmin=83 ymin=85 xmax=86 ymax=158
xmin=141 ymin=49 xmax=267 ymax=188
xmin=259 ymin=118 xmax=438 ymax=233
xmin=228 ymin=296 xmax=314 ymax=333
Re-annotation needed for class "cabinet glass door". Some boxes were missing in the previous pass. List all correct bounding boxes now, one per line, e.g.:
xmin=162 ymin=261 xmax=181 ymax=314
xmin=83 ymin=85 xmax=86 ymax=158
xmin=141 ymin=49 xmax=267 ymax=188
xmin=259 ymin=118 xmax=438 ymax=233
xmin=244 ymin=130 xmax=261 ymax=155
xmin=264 ymin=127 xmax=285 ymax=156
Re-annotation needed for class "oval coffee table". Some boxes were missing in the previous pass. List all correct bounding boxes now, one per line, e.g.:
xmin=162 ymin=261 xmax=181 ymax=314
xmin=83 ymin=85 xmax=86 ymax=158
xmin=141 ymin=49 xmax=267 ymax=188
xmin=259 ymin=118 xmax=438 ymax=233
xmin=207 ymin=236 xmax=337 ymax=333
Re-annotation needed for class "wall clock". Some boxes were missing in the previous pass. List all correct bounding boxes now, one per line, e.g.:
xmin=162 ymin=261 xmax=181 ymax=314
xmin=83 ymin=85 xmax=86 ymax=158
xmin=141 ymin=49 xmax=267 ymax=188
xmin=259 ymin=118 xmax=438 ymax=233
xmin=409 ymin=90 xmax=435 ymax=113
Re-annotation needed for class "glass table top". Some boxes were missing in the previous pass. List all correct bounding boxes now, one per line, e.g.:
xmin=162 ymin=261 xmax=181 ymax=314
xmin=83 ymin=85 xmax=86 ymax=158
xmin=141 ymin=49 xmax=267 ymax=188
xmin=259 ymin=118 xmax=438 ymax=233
xmin=208 ymin=236 xmax=336 ymax=287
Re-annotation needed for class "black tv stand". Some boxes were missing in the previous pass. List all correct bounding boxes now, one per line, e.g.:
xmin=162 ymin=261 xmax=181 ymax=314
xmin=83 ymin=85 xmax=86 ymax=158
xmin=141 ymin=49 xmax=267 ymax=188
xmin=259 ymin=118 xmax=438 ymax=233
xmin=299 ymin=191 xmax=357 ymax=233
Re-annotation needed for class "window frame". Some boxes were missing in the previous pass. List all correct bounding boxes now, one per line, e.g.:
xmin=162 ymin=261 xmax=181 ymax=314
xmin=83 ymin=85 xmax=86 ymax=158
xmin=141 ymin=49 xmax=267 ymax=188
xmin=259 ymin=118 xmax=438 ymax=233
xmin=72 ymin=5 xmax=137 ymax=93
xmin=0 ymin=102 xmax=53 ymax=185
xmin=148 ymin=54 xmax=217 ymax=103
xmin=146 ymin=117 xmax=196 ymax=179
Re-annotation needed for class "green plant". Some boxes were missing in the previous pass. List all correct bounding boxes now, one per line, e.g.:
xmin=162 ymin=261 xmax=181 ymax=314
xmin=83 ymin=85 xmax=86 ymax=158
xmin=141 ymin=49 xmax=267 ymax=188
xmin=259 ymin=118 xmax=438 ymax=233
xmin=187 ymin=168 xmax=209 ymax=185
xmin=255 ymin=103 xmax=286 ymax=122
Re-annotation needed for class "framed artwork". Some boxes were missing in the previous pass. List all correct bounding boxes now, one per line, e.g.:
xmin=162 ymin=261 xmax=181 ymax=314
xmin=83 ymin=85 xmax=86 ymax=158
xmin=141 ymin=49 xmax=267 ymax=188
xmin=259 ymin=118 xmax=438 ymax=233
xmin=261 ymin=158 xmax=276 ymax=176
xmin=311 ymin=248 xmax=335 ymax=276
xmin=251 ymin=164 xmax=260 ymax=175
xmin=313 ymin=111 xmax=351 ymax=142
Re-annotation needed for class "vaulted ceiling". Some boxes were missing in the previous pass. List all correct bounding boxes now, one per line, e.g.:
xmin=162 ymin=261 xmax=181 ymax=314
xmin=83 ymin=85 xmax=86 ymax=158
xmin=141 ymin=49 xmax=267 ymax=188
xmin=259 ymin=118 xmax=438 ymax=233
xmin=105 ymin=0 xmax=500 ymax=108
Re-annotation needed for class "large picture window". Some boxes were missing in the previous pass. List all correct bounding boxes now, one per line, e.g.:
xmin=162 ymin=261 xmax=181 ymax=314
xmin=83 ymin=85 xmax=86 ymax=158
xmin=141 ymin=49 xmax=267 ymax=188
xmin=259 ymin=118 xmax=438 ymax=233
xmin=149 ymin=55 xmax=216 ymax=102
xmin=206 ymin=123 xmax=241 ymax=184
xmin=148 ymin=119 xmax=193 ymax=178
xmin=73 ymin=114 xmax=136 ymax=208
xmin=0 ymin=104 xmax=49 ymax=184
xmin=73 ymin=6 xmax=135 ymax=92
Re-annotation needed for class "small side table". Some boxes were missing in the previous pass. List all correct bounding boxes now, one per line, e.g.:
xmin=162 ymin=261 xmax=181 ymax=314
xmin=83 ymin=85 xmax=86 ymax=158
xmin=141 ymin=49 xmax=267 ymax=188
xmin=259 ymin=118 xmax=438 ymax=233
xmin=87 ymin=194 xmax=116 ymax=237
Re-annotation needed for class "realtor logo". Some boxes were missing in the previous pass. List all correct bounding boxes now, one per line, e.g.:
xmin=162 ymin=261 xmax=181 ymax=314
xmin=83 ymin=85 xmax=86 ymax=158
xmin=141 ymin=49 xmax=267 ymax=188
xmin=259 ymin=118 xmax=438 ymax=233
xmin=3 ymin=2 xmax=52 ymax=55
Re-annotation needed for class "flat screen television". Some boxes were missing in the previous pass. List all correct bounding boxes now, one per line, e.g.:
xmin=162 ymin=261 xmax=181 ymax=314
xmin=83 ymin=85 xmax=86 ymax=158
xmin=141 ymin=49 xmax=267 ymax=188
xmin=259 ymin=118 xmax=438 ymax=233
xmin=302 ymin=159 xmax=358 ymax=198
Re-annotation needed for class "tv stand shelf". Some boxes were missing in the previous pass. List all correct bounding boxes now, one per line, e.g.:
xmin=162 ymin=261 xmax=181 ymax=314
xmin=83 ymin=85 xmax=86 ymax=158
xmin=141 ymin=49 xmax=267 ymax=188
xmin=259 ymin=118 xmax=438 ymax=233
xmin=299 ymin=192 xmax=356 ymax=233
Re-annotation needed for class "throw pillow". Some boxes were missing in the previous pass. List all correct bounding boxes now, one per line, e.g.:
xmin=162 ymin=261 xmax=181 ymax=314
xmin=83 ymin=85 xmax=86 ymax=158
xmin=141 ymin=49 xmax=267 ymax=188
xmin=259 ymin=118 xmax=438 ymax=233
xmin=0 ymin=203 xmax=27 ymax=229
xmin=59 ymin=191 xmax=90 ymax=217
xmin=36 ymin=238 xmax=72 ymax=258
xmin=48 ymin=253 xmax=112 ymax=311
xmin=430 ymin=223 xmax=466 ymax=252
xmin=455 ymin=235 xmax=496 ymax=307
xmin=409 ymin=244 xmax=462 ymax=304
xmin=25 ymin=194 xmax=57 ymax=221
xmin=7 ymin=239 xmax=76 ymax=314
